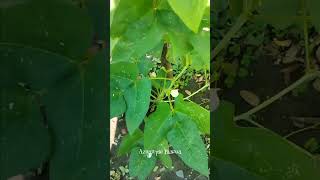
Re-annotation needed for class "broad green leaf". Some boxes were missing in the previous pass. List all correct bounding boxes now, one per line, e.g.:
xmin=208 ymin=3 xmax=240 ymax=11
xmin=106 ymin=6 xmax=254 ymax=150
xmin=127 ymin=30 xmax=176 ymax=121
xmin=157 ymin=140 xmax=173 ymax=169
xmin=167 ymin=112 xmax=209 ymax=176
xmin=213 ymin=0 xmax=228 ymax=12
xmin=118 ymin=129 xmax=143 ymax=156
xmin=156 ymin=10 xmax=193 ymax=60
xmin=213 ymin=157 xmax=266 ymax=180
xmin=110 ymin=80 xmax=126 ymax=118
xmin=85 ymin=0 xmax=107 ymax=39
xmin=137 ymin=56 xmax=154 ymax=76
xmin=308 ymin=0 xmax=320 ymax=30
xmin=45 ymin=52 xmax=108 ymax=180
xmin=124 ymin=77 xmax=151 ymax=134
xmin=112 ymin=12 xmax=164 ymax=62
xmin=129 ymin=147 xmax=156 ymax=180
xmin=144 ymin=103 xmax=173 ymax=149
xmin=0 ymin=45 xmax=108 ymax=180
xmin=0 ymin=88 xmax=50 ymax=180
xmin=190 ymin=30 xmax=210 ymax=70
xmin=229 ymin=0 xmax=244 ymax=16
xmin=167 ymin=0 xmax=208 ymax=33
xmin=110 ymin=62 xmax=139 ymax=89
xmin=258 ymin=0 xmax=301 ymax=29
xmin=213 ymin=101 xmax=320 ymax=179
xmin=0 ymin=0 xmax=92 ymax=59
xmin=111 ymin=0 xmax=153 ymax=37
xmin=175 ymin=95 xmax=210 ymax=134
xmin=110 ymin=62 xmax=139 ymax=117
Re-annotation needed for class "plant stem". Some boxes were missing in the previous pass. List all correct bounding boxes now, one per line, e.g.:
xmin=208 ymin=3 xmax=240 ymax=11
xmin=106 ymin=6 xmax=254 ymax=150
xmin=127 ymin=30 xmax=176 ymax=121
xmin=157 ymin=62 xmax=189 ymax=101
xmin=168 ymin=95 xmax=174 ymax=111
xmin=184 ymin=83 xmax=209 ymax=100
xmin=161 ymin=83 xmax=210 ymax=103
xmin=234 ymin=71 xmax=320 ymax=121
xmin=284 ymin=122 xmax=320 ymax=139
xmin=212 ymin=13 xmax=248 ymax=58
xmin=149 ymin=77 xmax=173 ymax=80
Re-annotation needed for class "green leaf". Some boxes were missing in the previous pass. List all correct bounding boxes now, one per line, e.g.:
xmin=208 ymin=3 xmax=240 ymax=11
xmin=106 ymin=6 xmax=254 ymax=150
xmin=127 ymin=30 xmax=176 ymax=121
xmin=85 ymin=0 xmax=107 ymax=40
xmin=175 ymin=95 xmax=210 ymax=134
xmin=190 ymin=30 xmax=210 ymax=70
xmin=167 ymin=112 xmax=209 ymax=176
xmin=144 ymin=103 xmax=173 ymax=149
xmin=112 ymin=11 xmax=164 ymax=62
xmin=118 ymin=129 xmax=143 ymax=156
xmin=229 ymin=0 xmax=244 ymax=16
xmin=156 ymin=10 xmax=193 ymax=60
xmin=129 ymin=147 xmax=156 ymax=180
xmin=258 ymin=0 xmax=301 ymax=29
xmin=308 ymin=0 xmax=320 ymax=30
xmin=111 ymin=0 xmax=153 ymax=37
xmin=213 ymin=101 xmax=320 ymax=179
xmin=46 ymin=52 xmax=108 ymax=180
xmin=0 ymin=88 xmax=50 ymax=180
xmin=110 ymin=80 xmax=126 ymax=118
xmin=213 ymin=0 xmax=228 ymax=12
xmin=213 ymin=157 xmax=266 ymax=180
xmin=0 ymin=0 xmax=93 ymax=59
xmin=167 ymin=0 xmax=208 ymax=33
xmin=110 ymin=62 xmax=139 ymax=89
xmin=1 ymin=45 xmax=108 ymax=180
xmin=110 ymin=62 xmax=139 ymax=118
xmin=124 ymin=77 xmax=152 ymax=134
xmin=157 ymin=140 xmax=173 ymax=169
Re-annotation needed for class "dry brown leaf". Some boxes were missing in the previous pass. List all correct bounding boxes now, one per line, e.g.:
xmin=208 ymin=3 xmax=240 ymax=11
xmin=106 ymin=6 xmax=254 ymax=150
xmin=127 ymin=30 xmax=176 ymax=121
xmin=240 ymin=90 xmax=260 ymax=106
xmin=185 ymin=90 xmax=192 ymax=96
xmin=273 ymin=38 xmax=292 ymax=47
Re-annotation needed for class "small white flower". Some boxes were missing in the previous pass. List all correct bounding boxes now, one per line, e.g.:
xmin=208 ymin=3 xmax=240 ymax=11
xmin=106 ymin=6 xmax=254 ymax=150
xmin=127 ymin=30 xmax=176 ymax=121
xmin=170 ymin=89 xmax=179 ymax=97
xmin=202 ymin=27 xmax=210 ymax=32
xmin=149 ymin=72 xmax=157 ymax=78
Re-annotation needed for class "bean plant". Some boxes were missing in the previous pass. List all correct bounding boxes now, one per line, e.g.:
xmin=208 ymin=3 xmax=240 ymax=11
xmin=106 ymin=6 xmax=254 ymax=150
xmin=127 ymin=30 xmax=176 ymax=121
xmin=213 ymin=0 xmax=320 ymax=179
xmin=110 ymin=0 xmax=210 ymax=179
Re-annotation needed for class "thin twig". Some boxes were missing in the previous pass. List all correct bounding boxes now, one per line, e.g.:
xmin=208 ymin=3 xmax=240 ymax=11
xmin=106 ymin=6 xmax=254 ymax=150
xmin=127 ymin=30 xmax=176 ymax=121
xmin=184 ymin=83 xmax=210 ymax=100
xmin=234 ymin=71 xmax=320 ymax=121
xmin=284 ymin=122 xmax=320 ymax=139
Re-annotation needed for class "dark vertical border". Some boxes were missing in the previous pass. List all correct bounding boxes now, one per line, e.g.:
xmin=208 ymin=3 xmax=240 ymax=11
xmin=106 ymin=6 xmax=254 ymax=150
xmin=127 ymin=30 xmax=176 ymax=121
xmin=210 ymin=0 xmax=214 ymax=179
xmin=106 ymin=0 xmax=111 ymax=178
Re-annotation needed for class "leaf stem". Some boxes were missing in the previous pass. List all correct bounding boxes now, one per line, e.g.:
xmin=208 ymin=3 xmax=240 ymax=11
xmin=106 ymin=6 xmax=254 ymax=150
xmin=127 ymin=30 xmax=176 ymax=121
xmin=212 ymin=13 xmax=248 ymax=58
xmin=161 ymin=83 xmax=210 ymax=103
xmin=184 ymin=83 xmax=210 ymax=100
xmin=168 ymin=95 xmax=174 ymax=111
xmin=149 ymin=77 xmax=173 ymax=80
xmin=157 ymin=60 xmax=189 ymax=101
xmin=284 ymin=122 xmax=320 ymax=139
xmin=234 ymin=71 xmax=320 ymax=121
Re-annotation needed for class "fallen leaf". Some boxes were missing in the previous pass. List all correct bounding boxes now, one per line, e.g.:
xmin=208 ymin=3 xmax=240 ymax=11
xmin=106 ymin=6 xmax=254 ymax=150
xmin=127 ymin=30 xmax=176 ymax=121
xmin=185 ymin=90 xmax=192 ymax=96
xmin=273 ymin=38 xmax=292 ymax=47
xmin=240 ymin=90 xmax=260 ymax=106
xmin=282 ymin=45 xmax=300 ymax=64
